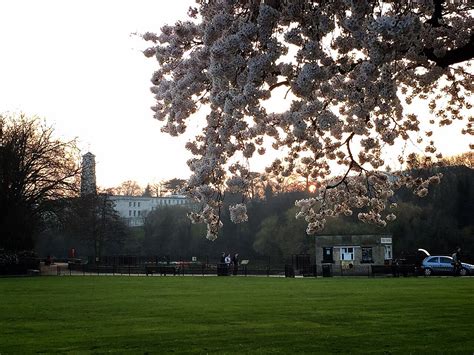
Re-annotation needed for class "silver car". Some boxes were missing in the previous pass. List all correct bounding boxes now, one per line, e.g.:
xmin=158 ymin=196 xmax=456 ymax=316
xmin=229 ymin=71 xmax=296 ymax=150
xmin=421 ymin=256 xmax=474 ymax=276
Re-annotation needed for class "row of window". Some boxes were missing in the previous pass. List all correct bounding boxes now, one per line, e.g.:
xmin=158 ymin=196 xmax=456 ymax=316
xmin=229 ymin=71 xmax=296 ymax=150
xmin=126 ymin=201 xmax=188 ymax=218
xmin=127 ymin=200 xmax=187 ymax=207
xmin=322 ymin=246 xmax=392 ymax=263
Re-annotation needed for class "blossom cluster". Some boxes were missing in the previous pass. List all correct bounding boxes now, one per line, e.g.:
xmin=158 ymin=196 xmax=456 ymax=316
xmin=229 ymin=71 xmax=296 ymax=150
xmin=188 ymin=205 xmax=222 ymax=241
xmin=229 ymin=204 xmax=248 ymax=224
xmin=144 ymin=1 xmax=473 ymax=239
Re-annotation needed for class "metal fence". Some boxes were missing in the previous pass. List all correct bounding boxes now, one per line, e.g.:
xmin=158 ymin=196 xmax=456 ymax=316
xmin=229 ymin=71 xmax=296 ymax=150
xmin=41 ymin=261 xmax=420 ymax=278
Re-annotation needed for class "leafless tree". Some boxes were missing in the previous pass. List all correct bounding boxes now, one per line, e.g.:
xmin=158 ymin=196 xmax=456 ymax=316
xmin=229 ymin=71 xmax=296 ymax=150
xmin=0 ymin=113 xmax=80 ymax=251
xmin=115 ymin=180 xmax=143 ymax=196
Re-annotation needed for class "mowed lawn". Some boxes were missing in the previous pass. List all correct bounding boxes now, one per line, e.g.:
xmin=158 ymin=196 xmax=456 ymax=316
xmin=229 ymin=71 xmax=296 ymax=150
xmin=0 ymin=276 xmax=473 ymax=354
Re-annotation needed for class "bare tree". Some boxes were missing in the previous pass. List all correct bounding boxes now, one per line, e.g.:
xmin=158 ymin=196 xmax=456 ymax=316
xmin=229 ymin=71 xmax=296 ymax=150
xmin=0 ymin=113 xmax=80 ymax=251
xmin=150 ymin=182 xmax=163 ymax=197
xmin=115 ymin=180 xmax=143 ymax=196
xmin=441 ymin=152 xmax=474 ymax=169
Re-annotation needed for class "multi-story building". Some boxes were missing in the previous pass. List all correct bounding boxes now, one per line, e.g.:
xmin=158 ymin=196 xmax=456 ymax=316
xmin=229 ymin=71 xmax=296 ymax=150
xmin=80 ymin=151 xmax=192 ymax=227
xmin=109 ymin=195 xmax=191 ymax=227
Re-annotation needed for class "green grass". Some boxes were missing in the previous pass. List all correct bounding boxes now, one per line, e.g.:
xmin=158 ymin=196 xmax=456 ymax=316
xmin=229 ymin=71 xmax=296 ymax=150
xmin=0 ymin=276 xmax=473 ymax=354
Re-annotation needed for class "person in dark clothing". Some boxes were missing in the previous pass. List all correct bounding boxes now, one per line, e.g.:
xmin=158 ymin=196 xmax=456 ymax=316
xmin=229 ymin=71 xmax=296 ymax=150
xmin=392 ymin=257 xmax=400 ymax=277
xmin=232 ymin=253 xmax=239 ymax=275
xmin=452 ymin=247 xmax=462 ymax=276
xmin=218 ymin=252 xmax=226 ymax=276
xmin=224 ymin=254 xmax=231 ymax=275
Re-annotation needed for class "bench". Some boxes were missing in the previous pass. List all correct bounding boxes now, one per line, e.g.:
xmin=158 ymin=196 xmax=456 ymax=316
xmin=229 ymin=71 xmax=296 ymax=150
xmin=145 ymin=265 xmax=176 ymax=276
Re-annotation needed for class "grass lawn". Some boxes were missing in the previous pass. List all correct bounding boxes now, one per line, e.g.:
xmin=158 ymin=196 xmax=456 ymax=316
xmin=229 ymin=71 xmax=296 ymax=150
xmin=0 ymin=276 xmax=473 ymax=354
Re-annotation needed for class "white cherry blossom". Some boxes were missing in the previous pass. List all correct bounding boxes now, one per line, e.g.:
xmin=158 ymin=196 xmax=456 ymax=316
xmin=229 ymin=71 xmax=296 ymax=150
xmin=144 ymin=1 xmax=473 ymax=239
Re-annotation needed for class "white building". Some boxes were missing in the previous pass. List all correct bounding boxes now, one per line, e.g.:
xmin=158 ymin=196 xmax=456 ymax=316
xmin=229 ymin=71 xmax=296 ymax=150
xmin=109 ymin=195 xmax=191 ymax=227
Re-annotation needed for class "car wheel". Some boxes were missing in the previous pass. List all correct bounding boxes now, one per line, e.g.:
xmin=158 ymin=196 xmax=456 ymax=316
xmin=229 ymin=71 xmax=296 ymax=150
xmin=424 ymin=268 xmax=432 ymax=276
xmin=459 ymin=268 xmax=468 ymax=276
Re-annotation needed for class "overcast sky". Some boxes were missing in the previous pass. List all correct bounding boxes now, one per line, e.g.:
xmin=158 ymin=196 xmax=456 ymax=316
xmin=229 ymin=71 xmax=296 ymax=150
xmin=0 ymin=1 xmax=471 ymax=189
xmin=0 ymin=0 xmax=197 ymax=188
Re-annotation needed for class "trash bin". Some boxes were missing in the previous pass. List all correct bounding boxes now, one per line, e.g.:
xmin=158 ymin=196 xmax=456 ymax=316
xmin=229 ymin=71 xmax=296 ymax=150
xmin=284 ymin=265 xmax=295 ymax=278
xmin=322 ymin=264 xmax=332 ymax=277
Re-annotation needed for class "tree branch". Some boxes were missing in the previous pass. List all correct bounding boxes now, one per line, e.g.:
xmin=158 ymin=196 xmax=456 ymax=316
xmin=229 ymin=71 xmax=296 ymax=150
xmin=423 ymin=34 xmax=474 ymax=68
xmin=269 ymin=80 xmax=289 ymax=91
xmin=426 ymin=0 xmax=444 ymax=28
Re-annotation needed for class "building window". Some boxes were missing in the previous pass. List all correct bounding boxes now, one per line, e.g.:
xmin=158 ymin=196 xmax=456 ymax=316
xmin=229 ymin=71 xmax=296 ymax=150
xmin=133 ymin=202 xmax=136 ymax=207
xmin=322 ymin=247 xmax=333 ymax=263
xmin=361 ymin=247 xmax=373 ymax=263
xmin=138 ymin=202 xmax=141 ymax=207
xmin=129 ymin=202 xmax=132 ymax=207
xmin=129 ymin=210 xmax=131 ymax=217
xmin=138 ymin=210 xmax=141 ymax=216
xmin=384 ymin=245 xmax=392 ymax=260
xmin=340 ymin=247 xmax=354 ymax=261
xmin=133 ymin=210 xmax=136 ymax=217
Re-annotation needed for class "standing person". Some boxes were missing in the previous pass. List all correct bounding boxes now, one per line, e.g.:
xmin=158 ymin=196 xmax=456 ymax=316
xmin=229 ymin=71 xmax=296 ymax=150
xmin=225 ymin=253 xmax=231 ymax=275
xmin=218 ymin=252 xmax=226 ymax=276
xmin=232 ymin=253 xmax=239 ymax=275
xmin=392 ymin=257 xmax=400 ymax=277
xmin=452 ymin=247 xmax=462 ymax=276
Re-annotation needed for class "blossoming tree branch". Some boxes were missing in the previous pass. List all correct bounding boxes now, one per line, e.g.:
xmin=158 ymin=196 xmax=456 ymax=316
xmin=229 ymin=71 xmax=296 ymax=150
xmin=143 ymin=0 xmax=473 ymax=240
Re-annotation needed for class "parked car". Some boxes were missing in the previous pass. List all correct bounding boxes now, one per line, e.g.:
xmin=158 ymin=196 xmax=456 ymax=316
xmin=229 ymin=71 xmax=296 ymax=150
xmin=421 ymin=256 xmax=474 ymax=276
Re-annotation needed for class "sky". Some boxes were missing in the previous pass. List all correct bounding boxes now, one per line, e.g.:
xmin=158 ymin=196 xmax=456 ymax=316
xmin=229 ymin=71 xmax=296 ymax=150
xmin=0 ymin=0 xmax=196 ymax=188
xmin=0 ymin=1 xmax=471 ymax=189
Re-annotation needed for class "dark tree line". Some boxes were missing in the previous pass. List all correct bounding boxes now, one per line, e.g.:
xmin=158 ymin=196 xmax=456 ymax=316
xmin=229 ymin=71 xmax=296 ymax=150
xmin=36 ymin=194 xmax=131 ymax=260
xmin=31 ymin=165 xmax=474 ymax=265
xmin=136 ymin=165 xmax=474 ymax=264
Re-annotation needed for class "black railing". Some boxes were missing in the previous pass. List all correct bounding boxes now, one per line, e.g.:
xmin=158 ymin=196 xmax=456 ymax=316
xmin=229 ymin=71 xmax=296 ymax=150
xmin=12 ymin=254 xmax=427 ymax=278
